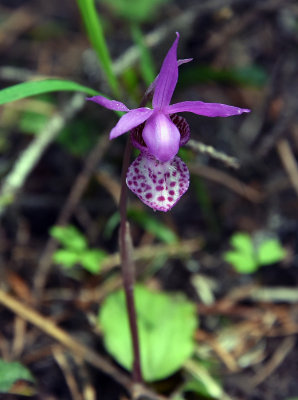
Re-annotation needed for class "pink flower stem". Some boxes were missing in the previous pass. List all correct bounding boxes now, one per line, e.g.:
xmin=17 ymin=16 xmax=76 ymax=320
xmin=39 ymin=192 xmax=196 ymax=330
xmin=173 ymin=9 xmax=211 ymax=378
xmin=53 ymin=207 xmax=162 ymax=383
xmin=119 ymin=135 xmax=143 ymax=384
xmin=118 ymin=94 xmax=151 ymax=383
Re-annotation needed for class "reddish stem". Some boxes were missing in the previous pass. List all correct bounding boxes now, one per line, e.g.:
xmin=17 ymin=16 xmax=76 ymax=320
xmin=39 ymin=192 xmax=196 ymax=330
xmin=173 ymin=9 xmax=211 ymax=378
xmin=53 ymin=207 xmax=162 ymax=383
xmin=119 ymin=137 xmax=143 ymax=383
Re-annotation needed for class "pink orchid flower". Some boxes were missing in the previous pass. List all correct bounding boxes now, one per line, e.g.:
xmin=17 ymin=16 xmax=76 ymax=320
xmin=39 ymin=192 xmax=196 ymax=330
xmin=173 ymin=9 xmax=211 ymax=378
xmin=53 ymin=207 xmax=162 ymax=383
xmin=87 ymin=32 xmax=250 ymax=212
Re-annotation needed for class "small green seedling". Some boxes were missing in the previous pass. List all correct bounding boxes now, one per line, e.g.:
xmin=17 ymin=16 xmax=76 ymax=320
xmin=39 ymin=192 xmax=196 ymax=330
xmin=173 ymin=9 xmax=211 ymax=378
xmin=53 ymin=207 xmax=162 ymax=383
xmin=224 ymin=232 xmax=286 ymax=274
xmin=98 ymin=284 xmax=197 ymax=381
xmin=0 ymin=359 xmax=35 ymax=393
xmin=50 ymin=225 xmax=107 ymax=274
xmin=104 ymin=208 xmax=178 ymax=244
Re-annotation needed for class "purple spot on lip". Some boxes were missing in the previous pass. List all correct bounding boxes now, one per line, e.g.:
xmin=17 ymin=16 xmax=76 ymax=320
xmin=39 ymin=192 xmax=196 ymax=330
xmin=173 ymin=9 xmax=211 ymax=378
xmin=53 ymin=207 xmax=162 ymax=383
xmin=157 ymin=196 xmax=165 ymax=201
xmin=146 ymin=193 xmax=152 ymax=199
xmin=156 ymin=185 xmax=163 ymax=191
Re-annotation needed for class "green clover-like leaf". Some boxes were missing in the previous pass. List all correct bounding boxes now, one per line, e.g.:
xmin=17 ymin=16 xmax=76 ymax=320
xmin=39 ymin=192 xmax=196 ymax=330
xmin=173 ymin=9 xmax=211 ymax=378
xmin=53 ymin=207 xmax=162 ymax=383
xmin=98 ymin=285 xmax=197 ymax=381
xmin=50 ymin=225 xmax=87 ymax=251
xmin=0 ymin=359 xmax=35 ymax=392
xmin=52 ymin=249 xmax=79 ymax=268
xmin=257 ymin=238 xmax=285 ymax=266
xmin=224 ymin=251 xmax=258 ymax=274
xmin=79 ymin=249 xmax=107 ymax=274
xmin=224 ymin=232 xmax=258 ymax=274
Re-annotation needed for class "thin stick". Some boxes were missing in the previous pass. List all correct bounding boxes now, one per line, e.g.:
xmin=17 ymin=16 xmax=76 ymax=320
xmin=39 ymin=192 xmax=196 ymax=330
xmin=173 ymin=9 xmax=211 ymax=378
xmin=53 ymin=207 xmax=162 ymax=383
xmin=0 ymin=288 xmax=131 ymax=390
xmin=0 ymin=93 xmax=85 ymax=217
xmin=277 ymin=139 xmax=298 ymax=197
xmin=186 ymin=139 xmax=240 ymax=169
xmin=118 ymin=137 xmax=143 ymax=383
xmin=33 ymin=133 xmax=110 ymax=298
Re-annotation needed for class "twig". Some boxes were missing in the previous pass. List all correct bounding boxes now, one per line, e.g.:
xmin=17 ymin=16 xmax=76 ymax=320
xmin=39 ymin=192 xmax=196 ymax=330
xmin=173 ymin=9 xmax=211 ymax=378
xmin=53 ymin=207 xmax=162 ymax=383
xmin=186 ymin=139 xmax=240 ymax=168
xmin=112 ymin=0 xmax=245 ymax=75
xmin=0 ymin=93 xmax=85 ymax=217
xmin=0 ymin=288 xmax=132 ymax=391
xmin=52 ymin=345 xmax=84 ymax=400
xmin=40 ymin=238 xmax=201 ymax=304
xmin=33 ymin=133 xmax=110 ymax=297
xmin=188 ymin=163 xmax=263 ymax=202
xmin=276 ymin=139 xmax=298 ymax=197
xmin=11 ymin=316 xmax=26 ymax=358
xmin=196 ymin=330 xmax=238 ymax=372
xmin=0 ymin=66 xmax=49 ymax=82
xmin=184 ymin=359 xmax=233 ymax=400
xmin=249 ymin=286 xmax=298 ymax=303
xmin=101 ymin=237 xmax=201 ymax=272
xmin=0 ymin=7 xmax=37 ymax=51
xmin=250 ymin=337 xmax=296 ymax=387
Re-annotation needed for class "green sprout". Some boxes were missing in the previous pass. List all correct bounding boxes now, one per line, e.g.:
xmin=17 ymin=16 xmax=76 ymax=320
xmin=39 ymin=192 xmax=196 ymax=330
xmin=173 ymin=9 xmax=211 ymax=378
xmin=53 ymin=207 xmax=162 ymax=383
xmin=224 ymin=232 xmax=286 ymax=274
xmin=50 ymin=225 xmax=107 ymax=274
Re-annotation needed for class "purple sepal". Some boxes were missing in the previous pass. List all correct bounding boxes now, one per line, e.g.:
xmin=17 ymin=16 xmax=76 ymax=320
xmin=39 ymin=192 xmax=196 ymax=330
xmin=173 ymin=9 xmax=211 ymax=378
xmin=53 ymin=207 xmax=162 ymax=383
xmin=152 ymin=32 xmax=180 ymax=109
xmin=110 ymin=108 xmax=153 ymax=139
xmin=87 ymin=95 xmax=130 ymax=112
xmin=166 ymin=101 xmax=250 ymax=117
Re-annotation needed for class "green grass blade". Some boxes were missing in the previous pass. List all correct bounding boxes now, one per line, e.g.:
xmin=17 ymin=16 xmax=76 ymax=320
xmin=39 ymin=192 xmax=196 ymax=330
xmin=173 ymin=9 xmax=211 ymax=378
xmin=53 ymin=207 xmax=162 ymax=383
xmin=130 ymin=23 xmax=155 ymax=85
xmin=0 ymin=79 xmax=100 ymax=105
xmin=76 ymin=0 xmax=120 ymax=97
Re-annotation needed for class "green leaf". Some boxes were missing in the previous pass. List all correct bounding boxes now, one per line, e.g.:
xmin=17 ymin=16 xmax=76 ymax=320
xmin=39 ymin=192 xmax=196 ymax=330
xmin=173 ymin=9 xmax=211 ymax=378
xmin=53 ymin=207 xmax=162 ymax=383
xmin=52 ymin=249 xmax=80 ymax=268
xmin=19 ymin=110 xmax=48 ymax=134
xmin=0 ymin=359 xmax=35 ymax=392
xmin=224 ymin=232 xmax=258 ymax=274
xmin=103 ymin=211 xmax=121 ymax=239
xmin=98 ymin=0 xmax=171 ymax=23
xmin=224 ymin=251 xmax=258 ymax=274
xmin=183 ymin=360 xmax=223 ymax=399
xmin=98 ymin=285 xmax=197 ymax=381
xmin=0 ymin=79 xmax=99 ymax=105
xmin=257 ymin=238 xmax=285 ymax=266
xmin=76 ymin=0 xmax=120 ymax=97
xmin=50 ymin=225 xmax=87 ymax=251
xmin=230 ymin=232 xmax=254 ymax=255
xmin=79 ymin=249 xmax=107 ymax=274
xmin=58 ymin=119 xmax=98 ymax=156
xmin=128 ymin=208 xmax=178 ymax=244
xmin=183 ymin=378 xmax=219 ymax=399
xmin=131 ymin=23 xmax=156 ymax=85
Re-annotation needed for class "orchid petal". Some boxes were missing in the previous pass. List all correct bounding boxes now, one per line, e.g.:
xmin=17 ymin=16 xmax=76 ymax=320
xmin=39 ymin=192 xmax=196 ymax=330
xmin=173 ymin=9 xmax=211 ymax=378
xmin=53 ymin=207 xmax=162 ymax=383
xmin=177 ymin=58 xmax=193 ymax=66
xmin=142 ymin=112 xmax=180 ymax=162
xmin=87 ymin=95 xmax=130 ymax=112
xmin=152 ymin=32 xmax=180 ymax=109
xmin=127 ymin=153 xmax=189 ymax=212
xmin=109 ymin=108 xmax=153 ymax=139
xmin=166 ymin=101 xmax=250 ymax=117
xmin=145 ymin=58 xmax=193 ymax=99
